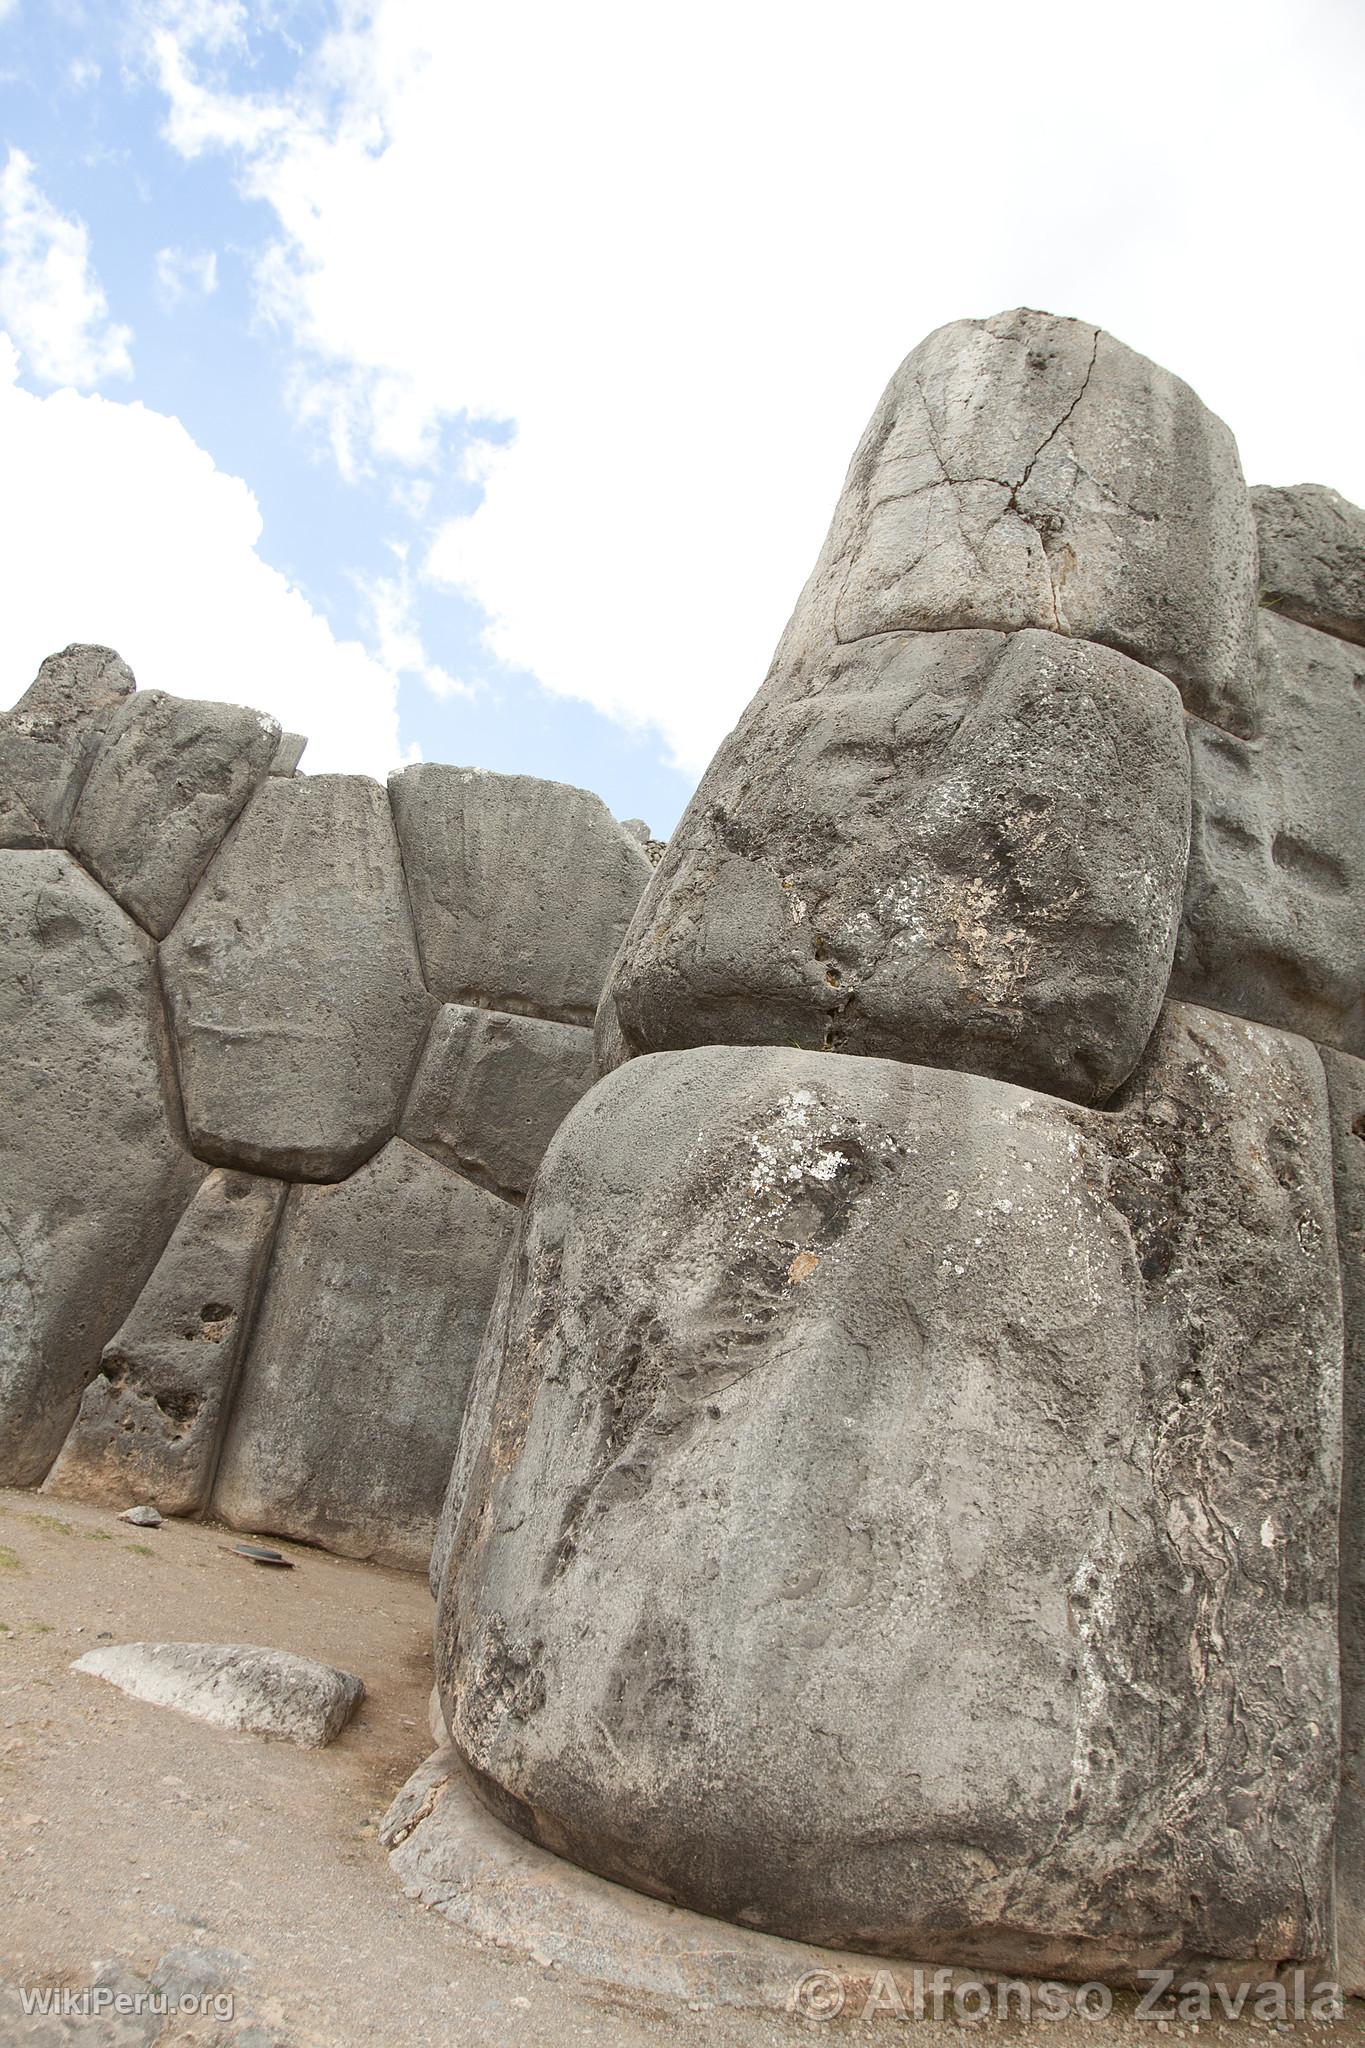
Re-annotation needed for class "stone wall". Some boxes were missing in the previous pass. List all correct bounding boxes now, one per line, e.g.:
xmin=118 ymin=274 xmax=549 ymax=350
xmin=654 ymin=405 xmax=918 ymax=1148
xmin=434 ymin=311 xmax=1365 ymax=1983
xmin=0 ymin=669 xmax=651 ymax=1568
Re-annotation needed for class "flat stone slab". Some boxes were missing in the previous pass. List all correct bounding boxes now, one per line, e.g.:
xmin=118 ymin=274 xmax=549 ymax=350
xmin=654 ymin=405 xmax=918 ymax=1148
xmin=400 ymin=1004 xmax=595 ymax=1200
xmin=602 ymin=627 xmax=1190 ymax=1104
xmin=69 ymin=689 xmax=280 ymax=937
xmin=45 ymin=1170 xmax=285 ymax=1517
xmin=0 ymin=643 xmax=135 ymax=850
xmin=73 ymin=1642 xmax=363 ymax=1748
xmin=1252 ymin=481 xmax=1365 ymax=647
xmin=389 ymin=764 xmax=650 ymax=1024
xmin=161 ymin=774 xmax=431 ymax=1180
xmin=437 ymin=1009 xmax=1341 ymax=1978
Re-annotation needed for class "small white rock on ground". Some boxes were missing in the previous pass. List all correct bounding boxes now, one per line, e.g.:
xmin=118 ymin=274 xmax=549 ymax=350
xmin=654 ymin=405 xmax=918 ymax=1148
xmin=72 ymin=1641 xmax=364 ymax=1748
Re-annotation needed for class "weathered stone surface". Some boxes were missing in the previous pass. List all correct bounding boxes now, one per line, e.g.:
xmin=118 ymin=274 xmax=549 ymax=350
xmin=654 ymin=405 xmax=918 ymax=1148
xmin=161 ymin=775 xmax=431 ymax=1180
xmin=602 ymin=629 xmax=1190 ymax=1105
xmin=389 ymin=765 xmax=650 ymax=1024
xmin=1172 ymin=612 xmax=1364 ymax=1053
xmin=0 ymin=644 xmax=135 ymax=849
xmin=1253 ymin=483 xmax=1365 ymax=648
xmin=269 ymin=729 xmax=308 ymax=775
xmin=437 ymin=1012 xmax=1341 ymax=1977
xmin=45 ymin=1170 xmax=285 ymax=1516
xmin=780 ymin=310 xmax=1258 ymax=735
xmin=73 ymin=1642 xmax=363 ymax=1747
xmin=68 ymin=690 xmax=280 ymax=938
xmin=1326 ymin=1050 xmax=1365 ymax=1993
xmin=213 ymin=1139 xmax=514 ymax=1571
xmin=400 ymin=1004 xmax=595 ymax=1201
xmin=0 ymin=851 xmax=202 ymax=1487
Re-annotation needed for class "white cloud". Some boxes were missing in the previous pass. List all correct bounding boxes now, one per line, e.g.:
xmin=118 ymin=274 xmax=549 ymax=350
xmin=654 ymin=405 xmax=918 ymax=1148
xmin=0 ymin=149 xmax=132 ymax=387
xmin=0 ymin=338 xmax=407 ymax=775
xmin=147 ymin=1 xmax=1365 ymax=776
xmin=358 ymin=544 xmax=473 ymax=704
xmin=154 ymin=243 xmax=219 ymax=309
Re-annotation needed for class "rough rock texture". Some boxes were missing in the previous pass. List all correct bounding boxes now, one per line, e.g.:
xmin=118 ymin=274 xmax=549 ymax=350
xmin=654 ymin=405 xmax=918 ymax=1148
xmin=269 ymin=730 xmax=308 ymax=775
xmin=784 ymin=310 xmax=1259 ymax=735
xmin=213 ymin=1139 xmax=514 ymax=1571
xmin=1172 ymin=612 xmax=1364 ymax=1054
xmin=437 ymin=1013 xmax=1341 ymax=1978
xmin=0 ymin=850 xmax=202 ymax=1486
xmin=45 ymin=1170 xmax=286 ymax=1515
xmin=68 ymin=690 xmax=281 ymax=937
xmin=389 ymin=764 xmax=651 ymax=1024
xmin=0 ymin=644 xmax=136 ymax=849
xmin=400 ymin=1004 xmax=595 ymax=1201
xmin=602 ymin=629 xmax=1190 ymax=1105
xmin=73 ymin=1641 xmax=364 ymax=1747
xmin=162 ymin=775 xmax=431 ymax=1180
xmin=1252 ymin=483 xmax=1365 ymax=647
xmin=1326 ymin=1050 xmax=1365 ymax=1993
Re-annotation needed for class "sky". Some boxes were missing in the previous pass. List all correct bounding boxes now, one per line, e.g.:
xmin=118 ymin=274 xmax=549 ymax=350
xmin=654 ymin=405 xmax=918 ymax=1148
xmin=0 ymin=2 xmax=1361 ymax=835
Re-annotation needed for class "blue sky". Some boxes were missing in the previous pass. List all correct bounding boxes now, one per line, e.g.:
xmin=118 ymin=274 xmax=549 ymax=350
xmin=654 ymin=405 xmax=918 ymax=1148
xmin=0 ymin=2 xmax=1361 ymax=835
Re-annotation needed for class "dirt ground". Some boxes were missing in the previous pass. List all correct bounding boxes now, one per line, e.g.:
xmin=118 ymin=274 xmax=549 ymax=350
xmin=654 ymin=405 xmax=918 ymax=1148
xmin=0 ymin=1485 xmax=1360 ymax=2048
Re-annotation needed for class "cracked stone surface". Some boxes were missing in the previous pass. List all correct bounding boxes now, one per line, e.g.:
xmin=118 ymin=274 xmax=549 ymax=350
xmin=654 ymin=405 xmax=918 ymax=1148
xmin=0 ymin=644 xmax=136 ymax=850
xmin=775 ymin=309 xmax=1259 ymax=735
xmin=400 ymin=1003 xmax=596 ymax=1201
xmin=1252 ymin=482 xmax=1365 ymax=647
xmin=1326 ymin=1049 xmax=1365 ymax=1996
xmin=161 ymin=774 xmax=431 ymax=1180
xmin=0 ymin=850 xmax=203 ymax=1486
xmin=1172 ymin=611 xmax=1364 ymax=1053
xmin=213 ymin=1139 xmax=514 ymax=1571
xmin=45 ymin=1169 xmax=285 ymax=1516
xmin=68 ymin=689 xmax=281 ymax=938
xmin=600 ymin=628 xmax=1190 ymax=1105
xmin=436 ymin=1010 xmax=1341 ymax=1978
xmin=389 ymin=764 xmax=651 ymax=1024
xmin=73 ymin=1641 xmax=364 ymax=1748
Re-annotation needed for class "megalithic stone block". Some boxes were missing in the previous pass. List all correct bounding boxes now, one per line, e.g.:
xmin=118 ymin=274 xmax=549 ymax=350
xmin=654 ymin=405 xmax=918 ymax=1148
xmin=213 ymin=1139 xmax=514 ymax=1572
xmin=1173 ymin=613 xmax=1364 ymax=1053
xmin=0 ymin=644 xmax=135 ymax=849
xmin=69 ymin=690 xmax=281 ymax=938
xmin=601 ymin=628 xmax=1191 ymax=1105
xmin=400 ymin=1004 xmax=595 ymax=1201
xmin=0 ymin=850 xmax=203 ymax=1485
xmin=44 ymin=1169 xmax=286 ymax=1516
xmin=1325 ymin=1049 xmax=1365 ymax=1994
xmin=437 ymin=1008 xmax=1341 ymax=1980
xmin=161 ymin=775 xmax=431 ymax=1180
xmin=1252 ymin=483 xmax=1365 ymax=648
xmin=786 ymin=308 xmax=1259 ymax=734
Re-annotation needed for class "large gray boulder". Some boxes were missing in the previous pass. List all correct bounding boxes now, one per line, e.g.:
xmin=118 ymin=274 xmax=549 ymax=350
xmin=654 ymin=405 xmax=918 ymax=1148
xmin=437 ymin=1012 xmax=1341 ymax=1978
xmin=45 ymin=1170 xmax=285 ymax=1515
xmin=73 ymin=1642 xmax=364 ymax=1748
xmin=400 ymin=1004 xmax=595 ymax=1200
xmin=1252 ymin=482 xmax=1365 ymax=647
xmin=781 ymin=309 xmax=1259 ymax=735
xmin=68 ymin=690 xmax=281 ymax=937
xmin=601 ymin=629 xmax=1190 ymax=1105
xmin=1172 ymin=612 xmax=1364 ymax=1053
xmin=0 ymin=644 xmax=135 ymax=849
xmin=161 ymin=775 xmax=431 ymax=1180
xmin=213 ymin=1139 xmax=513 ymax=1571
xmin=0 ymin=851 xmax=202 ymax=1485
xmin=389 ymin=765 xmax=650 ymax=1024
xmin=1325 ymin=1050 xmax=1365 ymax=1993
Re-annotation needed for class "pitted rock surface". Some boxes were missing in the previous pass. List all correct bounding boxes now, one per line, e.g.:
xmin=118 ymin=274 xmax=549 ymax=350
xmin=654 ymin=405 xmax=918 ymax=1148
xmin=401 ymin=1004 xmax=595 ymax=1201
xmin=0 ymin=850 xmax=202 ymax=1485
xmin=389 ymin=764 xmax=650 ymax=1024
xmin=437 ymin=1011 xmax=1340 ymax=1976
xmin=1173 ymin=611 xmax=1364 ymax=1053
xmin=601 ymin=628 xmax=1190 ymax=1104
xmin=46 ymin=1169 xmax=285 ymax=1515
xmin=1252 ymin=482 xmax=1365 ymax=647
xmin=161 ymin=774 xmax=431 ymax=1180
xmin=0 ymin=643 xmax=136 ymax=849
xmin=213 ymin=1139 xmax=514 ymax=1571
xmin=69 ymin=689 xmax=281 ymax=937
xmin=1326 ymin=1049 xmax=1365 ymax=1994
xmin=781 ymin=309 xmax=1259 ymax=734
